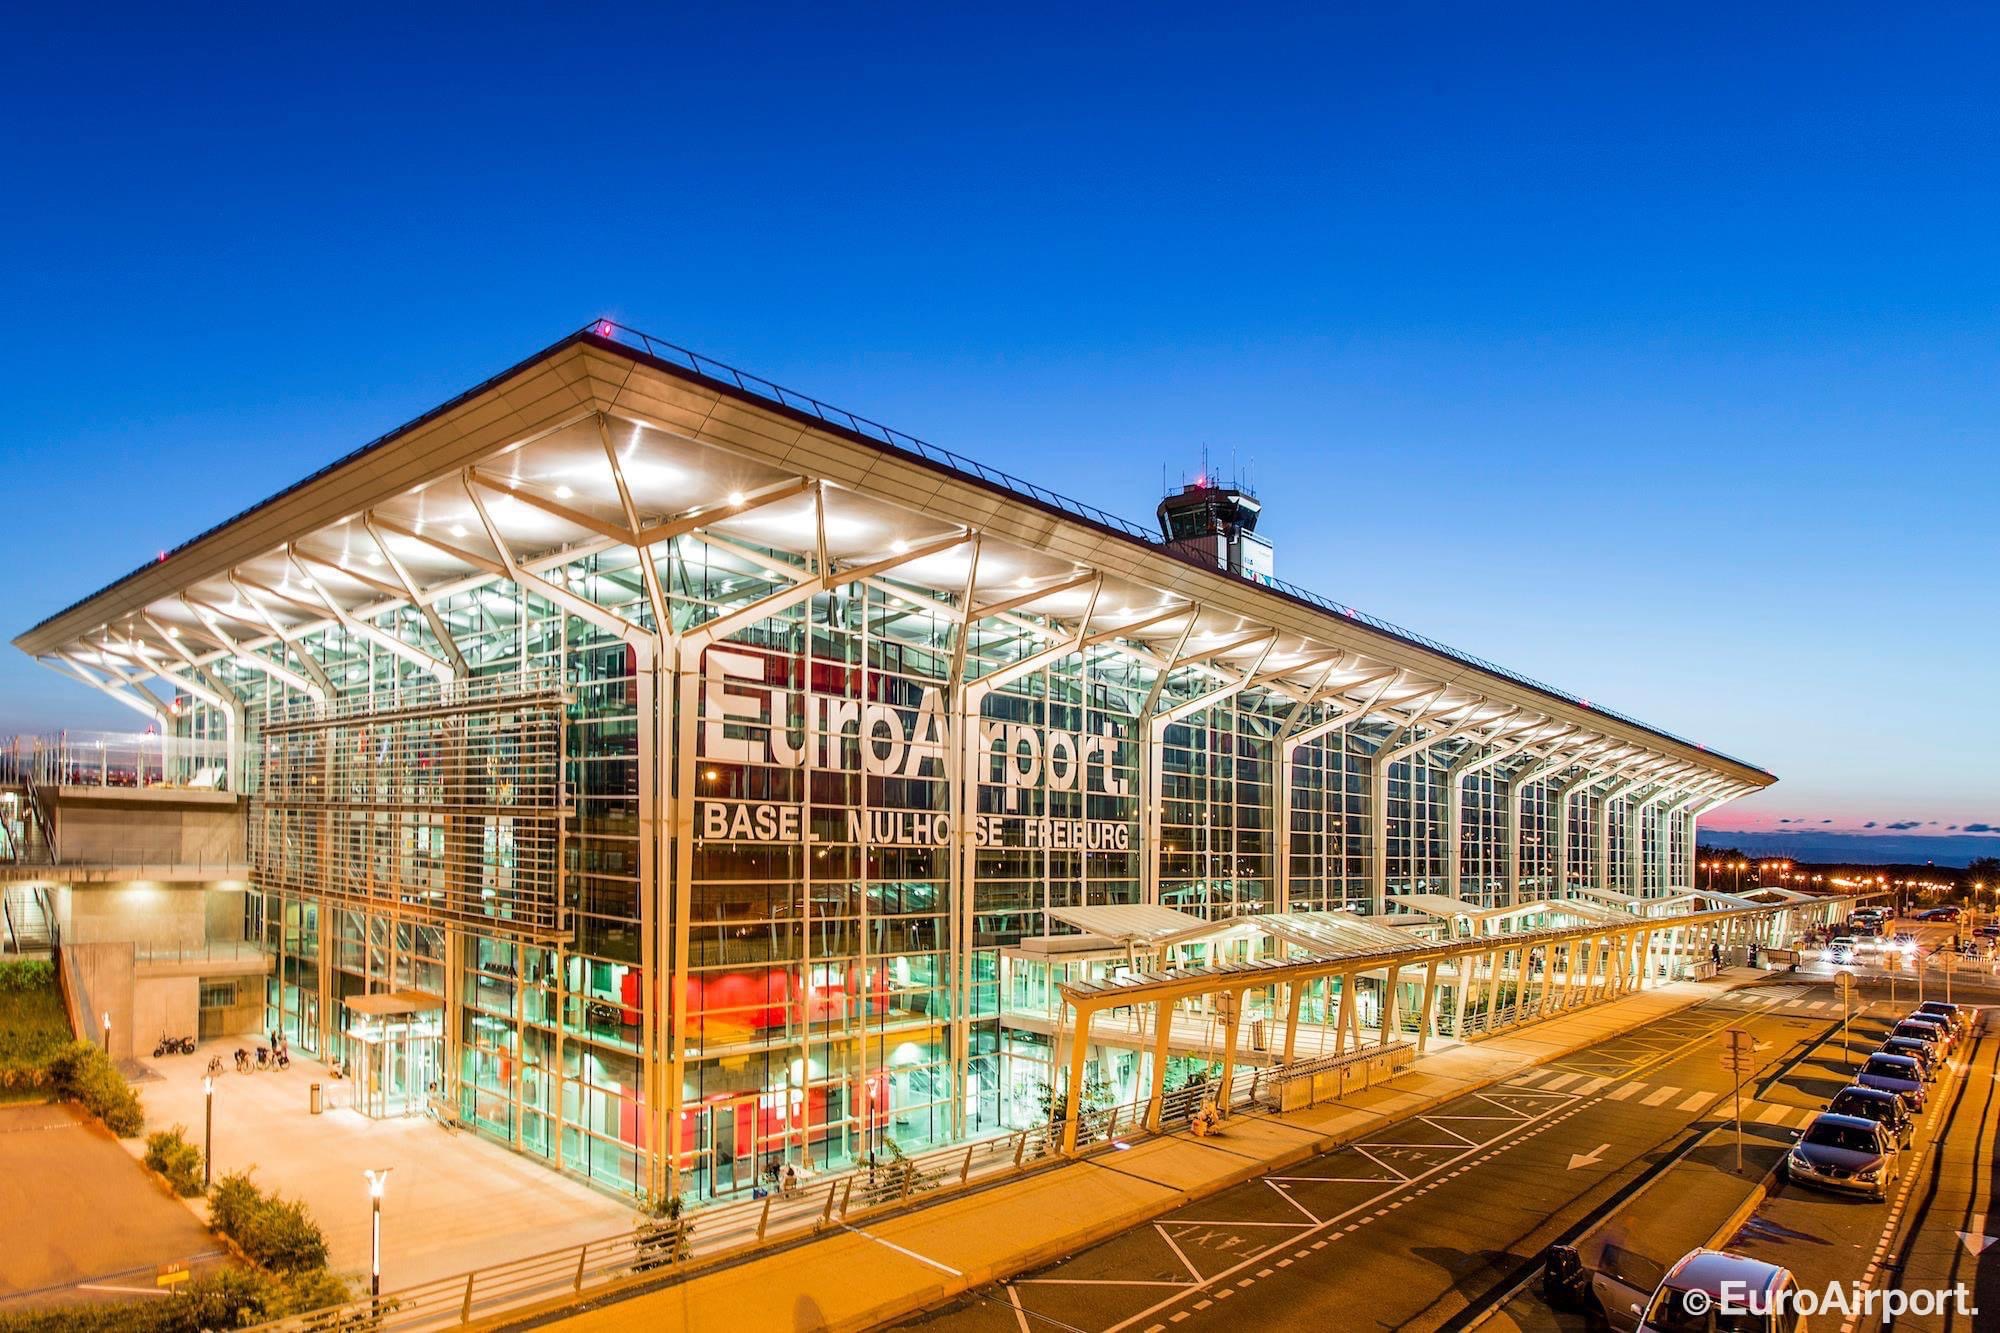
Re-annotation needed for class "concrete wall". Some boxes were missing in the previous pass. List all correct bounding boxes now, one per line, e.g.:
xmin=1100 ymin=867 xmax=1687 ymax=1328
xmin=62 ymin=883 xmax=211 ymax=950
xmin=136 ymin=974 xmax=199 ymax=1047
xmin=62 ymin=941 xmax=136 ymax=1061
xmin=45 ymin=788 xmax=245 ymax=866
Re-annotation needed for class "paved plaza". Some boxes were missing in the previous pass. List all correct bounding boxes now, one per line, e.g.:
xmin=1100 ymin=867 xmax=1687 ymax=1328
xmin=125 ymin=1039 xmax=638 ymax=1292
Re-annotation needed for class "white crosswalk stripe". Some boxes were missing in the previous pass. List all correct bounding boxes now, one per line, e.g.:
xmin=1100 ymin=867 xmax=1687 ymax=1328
xmin=1607 ymin=1083 xmax=1642 ymax=1101
xmin=1576 ymin=1077 xmax=1612 ymax=1095
xmin=1540 ymin=1073 xmax=1582 ymax=1091
xmin=1679 ymin=1091 xmax=1717 ymax=1113
xmin=1641 ymin=1086 xmax=1680 ymax=1107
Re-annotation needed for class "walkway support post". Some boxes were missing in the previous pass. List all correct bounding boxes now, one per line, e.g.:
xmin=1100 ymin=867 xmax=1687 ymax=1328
xmin=1215 ymin=990 xmax=1243 ymax=1116
xmin=1061 ymin=998 xmax=1094 ymax=1156
xmin=1146 ymin=995 xmax=1175 ymax=1132
xmin=1416 ymin=960 xmax=1440 ymax=1053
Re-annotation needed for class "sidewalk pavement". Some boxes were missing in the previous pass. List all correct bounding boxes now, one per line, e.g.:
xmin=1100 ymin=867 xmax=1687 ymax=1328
xmin=123 ymin=1038 xmax=637 ymax=1292
xmin=525 ymin=969 xmax=1775 ymax=1333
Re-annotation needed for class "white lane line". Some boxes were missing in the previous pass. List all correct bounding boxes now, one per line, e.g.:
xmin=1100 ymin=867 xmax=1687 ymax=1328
xmin=1641 ymin=1085 xmax=1680 ymax=1106
xmin=841 ymin=1224 xmax=962 ymax=1276
xmin=1007 ymin=1285 xmax=1033 ymax=1333
xmin=1607 ymin=1083 xmax=1643 ymax=1101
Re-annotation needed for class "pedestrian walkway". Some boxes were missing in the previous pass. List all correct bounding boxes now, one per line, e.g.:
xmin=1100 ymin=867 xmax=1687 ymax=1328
xmin=511 ymin=969 xmax=1779 ymax=1333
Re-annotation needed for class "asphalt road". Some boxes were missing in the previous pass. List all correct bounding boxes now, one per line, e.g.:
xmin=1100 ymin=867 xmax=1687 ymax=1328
xmin=900 ymin=985 xmax=1848 ymax=1333
xmin=0 ymin=1102 xmax=226 ymax=1309
xmin=1483 ymin=963 xmax=2000 ymax=1332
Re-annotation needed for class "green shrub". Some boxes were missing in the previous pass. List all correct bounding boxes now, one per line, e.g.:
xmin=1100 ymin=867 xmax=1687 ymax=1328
xmin=209 ymin=1169 xmax=330 ymax=1273
xmin=0 ymin=960 xmax=55 ymax=992
xmin=0 ymin=963 xmax=69 ymax=1077
xmin=47 ymin=1040 xmax=143 ymax=1136
xmin=0 ymin=1265 xmax=351 ymax=1332
xmin=144 ymin=1124 xmax=206 ymax=1197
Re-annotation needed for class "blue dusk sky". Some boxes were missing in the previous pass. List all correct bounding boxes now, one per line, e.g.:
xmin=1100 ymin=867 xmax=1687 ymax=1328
xmin=1 ymin=7 xmax=1995 ymax=860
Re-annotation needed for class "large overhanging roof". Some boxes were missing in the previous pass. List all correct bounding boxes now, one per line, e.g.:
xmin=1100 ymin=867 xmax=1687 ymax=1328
xmin=12 ymin=322 xmax=1773 ymax=793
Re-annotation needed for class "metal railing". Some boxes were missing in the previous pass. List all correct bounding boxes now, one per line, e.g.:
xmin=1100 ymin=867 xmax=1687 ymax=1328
xmin=254 ymin=1044 xmax=1412 ymax=1332
xmin=135 ymin=941 xmax=269 ymax=967
xmin=0 ymin=732 xmax=231 ymax=792
xmin=585 ymin=321 xmax=1767 ymax=775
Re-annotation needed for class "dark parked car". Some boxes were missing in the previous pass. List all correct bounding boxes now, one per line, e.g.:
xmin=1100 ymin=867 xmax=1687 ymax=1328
xmin=1786 ymin=1112 xmax=1901 ymax=1200
xmin=1892 ymin=1018 xmax=1951 ymax=1058
xmin=1827 ymin=1084 xmax=1913 ymax=1147
xmin=1915 ymin=1000 xmax=1968 ymax=1034
xmin=1899 ymin=1012 xmax=1956 ymax=1052
xmin=1879 ymin=1036 xmax=1939 ymax=1082
xmin=1856 ymin=1052 xmax=1926 ymax=1112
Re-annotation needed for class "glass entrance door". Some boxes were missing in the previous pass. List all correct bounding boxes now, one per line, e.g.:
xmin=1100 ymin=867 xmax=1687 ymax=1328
xmin=347 ymin=1012 xmax=443 ymax=1118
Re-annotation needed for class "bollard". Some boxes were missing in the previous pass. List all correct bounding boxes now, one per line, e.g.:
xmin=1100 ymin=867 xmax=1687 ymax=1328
xmin=310 ymin=1082 xmax=323 ymax=1115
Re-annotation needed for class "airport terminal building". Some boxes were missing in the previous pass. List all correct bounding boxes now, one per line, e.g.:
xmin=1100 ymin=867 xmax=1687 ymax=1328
xmin=11 ymin=323 xmax=1777 ymax=1204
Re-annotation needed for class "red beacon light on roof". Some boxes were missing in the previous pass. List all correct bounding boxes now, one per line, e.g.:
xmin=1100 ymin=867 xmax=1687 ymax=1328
xmin=593 ymin=320 xmax=615 ymax=338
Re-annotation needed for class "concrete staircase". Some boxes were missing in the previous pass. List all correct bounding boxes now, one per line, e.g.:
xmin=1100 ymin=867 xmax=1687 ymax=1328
xmin=2 ymin=884 xmax=52 ymax=955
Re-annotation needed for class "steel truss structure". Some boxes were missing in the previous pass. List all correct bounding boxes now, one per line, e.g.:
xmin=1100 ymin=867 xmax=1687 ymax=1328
xmin=15 ymin=323 xmax=1777 ymax=1205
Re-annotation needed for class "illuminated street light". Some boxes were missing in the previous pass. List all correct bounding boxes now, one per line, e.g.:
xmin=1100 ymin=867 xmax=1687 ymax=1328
xmin=364 ymin=1168 xmax=392 ymax=1302
xmin=100 ymin=1012 xmax=110 ymax=1054
xmin=203 ymin=1076 xmax=214 ymax=1190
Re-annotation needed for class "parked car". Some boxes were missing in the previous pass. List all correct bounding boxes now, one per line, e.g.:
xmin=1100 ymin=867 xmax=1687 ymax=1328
xmin=1786 ymin=1112 xmax=1901 ymax=1200
xmin=1879 ymin=1036 xmax=1940 ymax=1083
xmin=1892 ymin=1016 xmax=1952 ymax=1058
xmin=1856 ymin=1052 xmax=1927 ymax=1113
xmin=1915 ymin=1000 xmax=1968 ymax=1033
xmin=1628 ymin=1249 xmax=1804 ymax=1333
xmin=1827 ymin=1084 xmax=1913 ymax=1148
xmin=1898 ymin=1012 xmax=1956 ymax=1052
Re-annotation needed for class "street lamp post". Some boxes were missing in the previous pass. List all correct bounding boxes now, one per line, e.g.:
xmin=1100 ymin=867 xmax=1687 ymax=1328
xmin=100 ymin=1012 xmax=110 ymax=1055
xmin=364 ymin=1168 xmax=391 ymax=1303
xmin=203 ymin=1076 xmax=214 ymax=1190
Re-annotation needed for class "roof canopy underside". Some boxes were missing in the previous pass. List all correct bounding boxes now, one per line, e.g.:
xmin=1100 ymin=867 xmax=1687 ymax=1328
xmin=14 ymin=329 xmax=1773 ymax=797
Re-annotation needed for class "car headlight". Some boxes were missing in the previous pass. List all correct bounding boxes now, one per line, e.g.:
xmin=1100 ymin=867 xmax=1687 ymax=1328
xmin=1788 ymin=1151 xmax=1811 ymax=1171
xmin=1857 ymin=1165 xmax=1881 ymax=1182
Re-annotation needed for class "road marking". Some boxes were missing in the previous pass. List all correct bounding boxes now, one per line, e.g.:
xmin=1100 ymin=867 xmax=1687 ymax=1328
xmin=1540 ymin=1072 xmax=1582 ymax=1090
xmin=1754 ymin=1104 xmax=1792 ymax=1125
xmin=1607 ymin=1082 xmax=1643 ymax=1101
xmin=1567 ymin=1143 xmax=1611 ymax=1170
xmin=840 ymin=1224 xmax=961 ymax=1276
xmin=1678 ymin=1091 xmax=1716 ymax=1112
xmin=1641 ymin=1085 xmax=1679 ymax=1106
xmin=1576 ymin=1076 xmax=1612 ymax=1094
